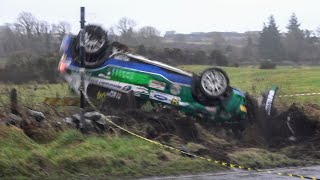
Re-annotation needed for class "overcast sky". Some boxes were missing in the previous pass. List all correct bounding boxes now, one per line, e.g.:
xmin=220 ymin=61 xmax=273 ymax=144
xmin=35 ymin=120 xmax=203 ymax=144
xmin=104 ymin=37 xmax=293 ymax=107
xmin=1 ymin=0 xmax=319 ymax=35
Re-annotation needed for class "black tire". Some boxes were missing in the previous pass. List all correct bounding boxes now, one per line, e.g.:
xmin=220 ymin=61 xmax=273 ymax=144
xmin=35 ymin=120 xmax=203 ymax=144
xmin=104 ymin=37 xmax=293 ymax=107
xmin=71 ymin=25 xmax=109 ymax=68
xmin=199 ymin=67 xmax=229 ymax=98
xmin=82 ymin=25 xmax=108 ymax=56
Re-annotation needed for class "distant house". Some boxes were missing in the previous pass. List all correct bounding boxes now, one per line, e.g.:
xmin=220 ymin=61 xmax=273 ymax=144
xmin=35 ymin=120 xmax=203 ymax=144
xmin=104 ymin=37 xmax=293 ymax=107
xmin=164 ymin=31 xmax=176 ymax=37
xmin=163 ymin=30 xmax=260 ymax=46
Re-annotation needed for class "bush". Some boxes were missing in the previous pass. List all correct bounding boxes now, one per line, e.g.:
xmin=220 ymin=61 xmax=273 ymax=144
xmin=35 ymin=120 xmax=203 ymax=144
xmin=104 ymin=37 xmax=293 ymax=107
xmin=0 ymin=54 xmax=61 ymax=83
xmin=259 ymin=60 xmax=276 ymax=69
xmin=210 ymin=50 xmax=228 ymax=66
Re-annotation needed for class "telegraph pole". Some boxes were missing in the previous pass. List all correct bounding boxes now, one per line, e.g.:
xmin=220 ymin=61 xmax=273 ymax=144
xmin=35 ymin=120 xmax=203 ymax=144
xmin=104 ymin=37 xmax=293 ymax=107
xmin=79 ymin=7 xmax=86 ymax=131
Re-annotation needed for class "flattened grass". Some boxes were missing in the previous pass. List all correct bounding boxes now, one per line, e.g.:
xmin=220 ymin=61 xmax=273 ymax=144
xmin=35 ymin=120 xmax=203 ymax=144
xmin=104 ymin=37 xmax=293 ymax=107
xmin=228 ymin=148 xmax=302 ymax=168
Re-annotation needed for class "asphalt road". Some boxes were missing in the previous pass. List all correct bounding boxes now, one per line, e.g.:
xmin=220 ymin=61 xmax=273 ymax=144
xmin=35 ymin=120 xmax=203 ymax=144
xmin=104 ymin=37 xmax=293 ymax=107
xmin=139 ymin=166 xmax=320 ymax=180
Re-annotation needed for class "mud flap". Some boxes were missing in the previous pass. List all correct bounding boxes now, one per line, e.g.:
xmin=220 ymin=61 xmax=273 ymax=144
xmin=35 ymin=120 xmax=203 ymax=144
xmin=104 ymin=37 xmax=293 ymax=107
xmin=257 ymin=85 xmax=279 ymax=117
xmin=264 ymin=85 xmax=279 ymax=116
xmin=256 ymin=85 xmax=279 ymax=140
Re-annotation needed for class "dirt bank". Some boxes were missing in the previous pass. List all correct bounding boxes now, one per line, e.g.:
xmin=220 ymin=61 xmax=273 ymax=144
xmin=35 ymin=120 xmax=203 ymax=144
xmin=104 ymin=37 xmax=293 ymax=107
xmin=1 ymin=101 xmax=319 ymax=178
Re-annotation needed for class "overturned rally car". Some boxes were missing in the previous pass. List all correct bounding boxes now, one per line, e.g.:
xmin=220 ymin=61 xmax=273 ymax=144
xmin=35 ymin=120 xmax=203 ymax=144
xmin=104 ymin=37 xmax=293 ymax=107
xmin=58 ymin=25 xmax=277 ymax=123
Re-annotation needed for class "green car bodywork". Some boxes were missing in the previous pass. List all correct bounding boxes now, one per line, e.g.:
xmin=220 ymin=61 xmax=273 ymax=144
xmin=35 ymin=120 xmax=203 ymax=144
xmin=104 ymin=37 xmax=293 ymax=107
xmin=62 ymin=56 xmax=247 ymax=122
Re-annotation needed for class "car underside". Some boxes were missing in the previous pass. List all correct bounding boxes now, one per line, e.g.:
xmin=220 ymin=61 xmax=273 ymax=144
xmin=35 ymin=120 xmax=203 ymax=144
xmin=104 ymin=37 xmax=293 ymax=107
xmin=58 ymin=25 xmax=277 ymax=124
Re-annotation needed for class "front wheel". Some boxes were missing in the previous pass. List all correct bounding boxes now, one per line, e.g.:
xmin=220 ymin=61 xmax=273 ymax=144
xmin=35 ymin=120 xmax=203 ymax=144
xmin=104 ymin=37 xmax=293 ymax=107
xmin=199 ymin=67 xmax=229 ymax=98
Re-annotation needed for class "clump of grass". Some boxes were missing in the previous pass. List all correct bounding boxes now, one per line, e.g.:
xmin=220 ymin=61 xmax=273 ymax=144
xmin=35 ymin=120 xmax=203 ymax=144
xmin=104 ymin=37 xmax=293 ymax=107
xmin=228 ymin=148 xmax=303 ymax=168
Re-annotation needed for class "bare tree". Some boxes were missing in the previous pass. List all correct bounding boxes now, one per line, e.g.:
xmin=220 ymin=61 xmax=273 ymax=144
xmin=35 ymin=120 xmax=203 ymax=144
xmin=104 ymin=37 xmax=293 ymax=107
xmin=137 ymin=26 xmax=161 ymax=46
xmin=16 ymin=12 xmax=38 ymax=38
xmin=138 ymin=26 xmax=160 ymax=38
xmin=107 ymin=27 xmax=119 ymax=41
xmin=55 ymin=21 xmax=71 ymax=41
xmin=116 ymin=17 xmax=137 ymax=44
xmin=116 ymin=17 xmax=137 ymax=35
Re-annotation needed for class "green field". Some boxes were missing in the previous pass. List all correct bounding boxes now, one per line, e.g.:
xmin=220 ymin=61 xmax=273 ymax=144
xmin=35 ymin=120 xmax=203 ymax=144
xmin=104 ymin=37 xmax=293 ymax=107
xmin=1 ymin=66 xmax=320 ymax=106
xmin=0 ymin=83 xmax=73 ymax=110
xmin=0 ymin=66 xmax=319 ymax=178
xmin=180 ymin=65 xmax=320 ymax=105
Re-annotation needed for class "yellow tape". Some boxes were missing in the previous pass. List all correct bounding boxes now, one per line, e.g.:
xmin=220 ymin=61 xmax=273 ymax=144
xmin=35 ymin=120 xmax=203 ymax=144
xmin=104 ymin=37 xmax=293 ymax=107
xmin=222 ymin=162 xmax=227 ymax=166
xmin=81 ymin=90 xmax=319 ymax=180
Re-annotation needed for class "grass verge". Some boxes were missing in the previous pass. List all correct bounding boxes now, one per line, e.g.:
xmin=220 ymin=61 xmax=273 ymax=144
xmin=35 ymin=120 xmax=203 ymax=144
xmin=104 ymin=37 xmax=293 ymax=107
xmin=0 ymin=125 xmax=218 ymax=179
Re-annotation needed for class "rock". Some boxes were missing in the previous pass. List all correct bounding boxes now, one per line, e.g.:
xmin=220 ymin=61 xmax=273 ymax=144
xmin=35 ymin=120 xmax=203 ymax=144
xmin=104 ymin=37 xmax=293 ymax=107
xmin=7 ymin=114 xmax=22 ymax=125
xmin=28 ymin=109 xmax=45 ymax=122
xmin=71 ymin=114 xmax=81 ymax=124
xmin=84 ymin=111 xmax=101 ymax=121
xmin=95 ymin=118 xmax=107 ymax=131
xmin=176 ymin=145 xmax=194 ymax=158
xmin=80 ymin=119 xmax=95 ymax=133
xmin=64 ymin=117 xmax=77 ymax=129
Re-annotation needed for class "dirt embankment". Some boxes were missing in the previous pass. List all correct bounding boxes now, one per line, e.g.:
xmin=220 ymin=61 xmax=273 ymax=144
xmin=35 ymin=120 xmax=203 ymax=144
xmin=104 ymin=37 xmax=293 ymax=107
xmin=108 ymin=102 xmax=320 ymax=165
xmin=1 ymin=101 xmax=320 ymax=170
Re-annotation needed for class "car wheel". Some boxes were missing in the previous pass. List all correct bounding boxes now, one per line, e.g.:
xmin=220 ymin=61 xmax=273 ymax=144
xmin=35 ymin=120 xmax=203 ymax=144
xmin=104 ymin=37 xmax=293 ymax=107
xmin=199 ymin=68 xmax=229 ymax=98
xmin=83 ymin=25 xmax=107 ymax=56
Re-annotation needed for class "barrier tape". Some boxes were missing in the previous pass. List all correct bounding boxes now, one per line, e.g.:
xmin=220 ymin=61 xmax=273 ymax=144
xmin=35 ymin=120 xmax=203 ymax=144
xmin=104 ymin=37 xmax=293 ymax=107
xmin=279 ymin=93 xmax=320 ymax=98
xmin=80 ymin=89 xmax=319 ymax=180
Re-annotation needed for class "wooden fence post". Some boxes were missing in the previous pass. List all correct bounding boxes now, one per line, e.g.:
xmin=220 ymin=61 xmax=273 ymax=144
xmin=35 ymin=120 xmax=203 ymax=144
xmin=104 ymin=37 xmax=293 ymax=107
xmin=10 ymin=88 xmax=19 ymax=115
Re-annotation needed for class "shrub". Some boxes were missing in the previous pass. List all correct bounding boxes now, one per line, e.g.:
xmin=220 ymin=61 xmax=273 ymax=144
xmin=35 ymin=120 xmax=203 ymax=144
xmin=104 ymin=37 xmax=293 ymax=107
xmin=259 ymin=60 xmax=276 ymax=69
xmin=0 ymin=54 xmax=61 ymax=83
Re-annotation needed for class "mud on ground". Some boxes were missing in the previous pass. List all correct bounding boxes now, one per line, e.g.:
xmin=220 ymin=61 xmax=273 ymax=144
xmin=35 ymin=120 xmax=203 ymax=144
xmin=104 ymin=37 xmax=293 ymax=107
xmin=80 ymin=98 xmax=320 ymax=168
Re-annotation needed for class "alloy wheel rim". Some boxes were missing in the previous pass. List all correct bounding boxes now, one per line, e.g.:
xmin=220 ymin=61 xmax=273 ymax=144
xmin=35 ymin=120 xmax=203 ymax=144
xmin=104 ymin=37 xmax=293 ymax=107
xmin=201 ymin=70 xmax=227 ymax=96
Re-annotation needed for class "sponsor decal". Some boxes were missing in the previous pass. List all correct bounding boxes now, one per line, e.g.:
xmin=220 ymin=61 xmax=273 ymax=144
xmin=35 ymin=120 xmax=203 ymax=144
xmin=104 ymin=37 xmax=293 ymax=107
xmin=115 ymin=93 xmax=122 ymax=99
xmin=107 ymin=90 xmax=122 ymax=99
xmin=122 ymin=85 xmax=132 ymax=91
xmin=90 ymin=77 xmax=122 ymax=90
xmin=154 ymin=94 xmax=167 ymax=101
xmin=150 ymin=90 xmax=180 ymax=105
xmin=107 ymin=90 xmax=117 ymax=98
xmin=90 ymin=77 xmax=148 ymax=97
xmin=134 ymin=86 xmax=149 ymax=96
xmin=101 ymin=81 xmax=121 ymax=89
xmin=170 ymin=98 xmax=180 ymax=106
xmin=170 ymin=84 xmax=181 ymax=95
xmin=98 ymin=73 xmax=111 ymax=79
xmin=205 ymin=106 xmax=217 ymax=113
xmin=149 ymin=80 xmax=166 ymax=91
xmin=97 ymin=90 xmax=121 ymax=100
xmin=240 ymin=105 xmax=247 ymax=113
xmin=97 ymin=91 xmax=107 ymax=100
xmin=114 ymin=54 xmax=130 ymax=61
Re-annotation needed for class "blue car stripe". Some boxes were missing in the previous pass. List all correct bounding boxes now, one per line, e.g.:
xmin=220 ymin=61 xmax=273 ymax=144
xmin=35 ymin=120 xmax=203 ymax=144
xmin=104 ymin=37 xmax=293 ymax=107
xmin=68 ymin=57 xmax=192 ymax=85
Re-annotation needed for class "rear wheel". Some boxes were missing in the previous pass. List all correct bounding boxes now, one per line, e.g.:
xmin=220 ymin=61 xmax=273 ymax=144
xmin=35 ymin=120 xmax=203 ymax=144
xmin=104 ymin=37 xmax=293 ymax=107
xmin=199 ymin=68 xmax=229 ymax=98
xmin=70 ymin=25 xmax=109 ymax=68
xmin=83 ymin=25 xmax=107 ymax=56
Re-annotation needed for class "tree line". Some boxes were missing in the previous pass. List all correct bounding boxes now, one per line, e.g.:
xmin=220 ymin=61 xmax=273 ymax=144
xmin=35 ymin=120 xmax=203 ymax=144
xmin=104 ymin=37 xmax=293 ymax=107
xmin=105 ymin=14 xmax=320 ymax=66
xmin=0 ymin=12 xmax=320 ymax=68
